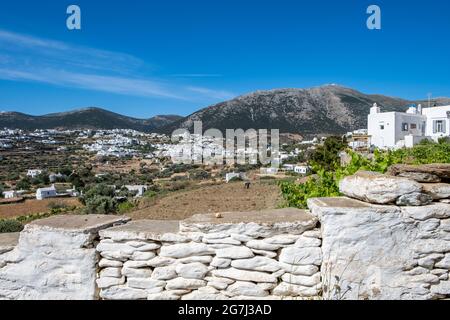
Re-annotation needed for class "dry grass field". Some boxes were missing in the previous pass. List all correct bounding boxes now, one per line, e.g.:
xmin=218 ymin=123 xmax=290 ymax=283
xmin=128 ymin=180 xmax=283 ymax=221
xmin=0 ymin=198 xmax=82 ymax=219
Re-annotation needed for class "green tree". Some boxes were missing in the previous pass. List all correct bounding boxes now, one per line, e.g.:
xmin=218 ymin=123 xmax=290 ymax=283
xmin=85 ymin=195 xmax=117 ymax=215
xmin=310 ymin=136 xmax=347 ymax=171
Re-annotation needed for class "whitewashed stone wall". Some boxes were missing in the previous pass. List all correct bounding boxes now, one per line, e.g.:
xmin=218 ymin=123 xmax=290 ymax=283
xmin=309 ymin=197 xmax=450 ymax=300
xmin=0 ymin=215 xmax=130 ymax=300
xmin=95 ymin=208 xmax=322 ymax=300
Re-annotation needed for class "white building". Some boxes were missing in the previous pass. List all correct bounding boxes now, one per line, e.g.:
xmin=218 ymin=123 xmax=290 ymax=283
xmin=367 ymin=103 xmax=450 ymax=149
xmin=260 ymin=167 xmax=279 ymax=175
xmin=124 ymin=185 xmax=148 ymax=198
xmin=225 ymin=173 xmax=246 ymax=183
xmin=27 ymin=169 xmax=43 ymax=178
xmin=36 ymin=185 xmax=57 ymax=200
xmin=422 ymin=105 xmax=450 ymax=139
xmin=294 ymin=165 xmax=312 ymax=175
xmin=2 ymin=190 xmax=18 ymax=199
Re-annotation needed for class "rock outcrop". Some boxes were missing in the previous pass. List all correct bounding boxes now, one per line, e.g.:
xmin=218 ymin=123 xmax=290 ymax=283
xmin=308 ymin=197 xmax=450 ymax=300
xmin=0 ymin=215 xmax=130 ymax=300
xmin=387 ymin=164 xmax=450 ymax=182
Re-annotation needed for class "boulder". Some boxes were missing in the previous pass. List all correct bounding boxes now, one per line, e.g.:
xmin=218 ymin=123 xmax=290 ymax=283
xmin=278 ymin=263 xmax=319 ymax=276
xmin=216 ymin=246 xmax=254 ymax=259
xmin=147 ymin=292 xmax=181 ymax=300
xmin=226 ymin=281 xmax=269 ymax=297
xmin=127 ymin=278 xmax=166 ymax=290
xmin=396 ymin=193 xmax=433 ymax=206
xmin=398 ymin=172 xmax=441 ymax=183
xmin=211 ymin=257 xmax=232 ymax=268
xmin=151 ymin=266 xmax=178 ymax=280
xmin=175 ymin=263 xmax=209 ymax=280
xmin=165 ymin=278 xmax=207 ymax=290
xmin=388 ymin=164 xmax=450 ymax=180
xmin=99 ymin=267 xmax=122 ymax=278
xmin=212 ymin=268 xmax=277 ymax=283
xmin=339 ymin=171 xmax=423 ymax=204
xmin=231 ymin=256 xmax=280 ymax=273
xmin=99 ymin=259 xmax=123 ymax=268
xmin=159 ymin=243 xmax=212 ymax=259
xmin=96 ymin=276 xmax=125 ymax=289
xmin=279 ymin=247 xmax=322 ymax=266
xmin=100 ymin=285 xmax=148 ymax=300
xmin=273 ymin=282 xmax=320 ymax=297
xmin=246 ymin=240 xmax=281 ymax=251
xmin=422 ymin=183 xmax=450 ymax=200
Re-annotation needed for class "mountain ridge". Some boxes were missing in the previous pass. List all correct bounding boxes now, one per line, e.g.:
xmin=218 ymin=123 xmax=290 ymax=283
xmin=158 ymin=85 xmax=450 ymax=136
xmin=2 ymin=86 xmax=450 ymax=135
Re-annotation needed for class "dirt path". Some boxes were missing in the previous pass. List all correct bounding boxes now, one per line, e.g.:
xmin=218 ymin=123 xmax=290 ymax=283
xmin=127 ymin=181 xmax=283 ymax=221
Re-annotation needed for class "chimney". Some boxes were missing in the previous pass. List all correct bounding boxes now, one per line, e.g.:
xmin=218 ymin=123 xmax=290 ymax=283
xmin=417 ymin=104 xmax=422 ymax=114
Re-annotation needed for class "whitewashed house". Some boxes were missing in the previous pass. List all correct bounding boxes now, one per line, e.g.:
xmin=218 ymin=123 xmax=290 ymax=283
xmin=422 ymin=105 xmax=450 ymax=139
xmin=36 ymin=185 xmax=57 ymax=200
xmin=367 ymin=103 xmax=450 ymax=149
xmin=294 ymin=165 xmax=312 ymax=175
xmin=225 ymin=172 xmax=246 ymax=183
xmin=27 ymin=169 xmax=43 ymax=178
xmin=124 ymin=185 xmax=148 ymax=198
xmin=2 ymin=190 xmax=18 ymax=199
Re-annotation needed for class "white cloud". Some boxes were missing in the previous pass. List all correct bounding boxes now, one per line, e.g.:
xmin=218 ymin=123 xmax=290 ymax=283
xmin=0 ymin=29 xmax=234 ymax=102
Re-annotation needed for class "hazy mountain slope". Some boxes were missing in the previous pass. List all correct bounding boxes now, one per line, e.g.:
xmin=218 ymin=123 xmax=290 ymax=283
xmin=0 ymin=107 xmax=182 ymax=132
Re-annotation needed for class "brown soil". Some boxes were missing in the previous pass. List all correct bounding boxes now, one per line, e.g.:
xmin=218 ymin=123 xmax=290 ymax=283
xmin=127 ymin=181 xmax=283 ymax=221
xmin=0 ymin=198 xmax=82 ymax=219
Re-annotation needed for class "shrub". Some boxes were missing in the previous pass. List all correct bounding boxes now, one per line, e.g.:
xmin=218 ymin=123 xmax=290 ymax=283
xmin=85 ymin=195 xmax=117 ymax=215
xmin=117 ymin=201 xmax=135 ymax=214
xmin=0 ymin=219 xmax=24 ymax=233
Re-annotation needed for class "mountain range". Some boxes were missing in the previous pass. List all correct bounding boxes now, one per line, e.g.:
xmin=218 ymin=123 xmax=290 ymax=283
xmin=2 ymin=85 xmax=450 ymax=136
xmin=0 ymin=108 xmax=182 ymax=132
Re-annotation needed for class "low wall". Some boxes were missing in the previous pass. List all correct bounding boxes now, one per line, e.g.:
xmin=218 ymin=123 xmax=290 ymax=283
xmin=1 ymin=187 xmax=450 ymax=300
xmin=96 ymin=208 xmax=322 ymax=300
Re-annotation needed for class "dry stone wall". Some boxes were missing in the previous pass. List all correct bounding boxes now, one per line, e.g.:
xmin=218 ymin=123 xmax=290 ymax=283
xmin=1 ymin=167 xmax=450 ymax=300
xmin=95 ymin=208 xmax=322 ymax=300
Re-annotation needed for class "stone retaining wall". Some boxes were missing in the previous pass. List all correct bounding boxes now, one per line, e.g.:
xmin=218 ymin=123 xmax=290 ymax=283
xmin=1 ymin=168 xmax=450 ymax=300
xmin=96 ymin=208 xmax=322 ymax=300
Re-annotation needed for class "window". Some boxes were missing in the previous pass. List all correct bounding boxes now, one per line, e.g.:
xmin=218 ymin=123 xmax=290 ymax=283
xmin=410 ymin=123 xmax=417 ymax=130
xmin=379 ymin=124 xmax=385 ymax=130
xmin=402 ymin=123 xmax=409 ymax=131
xmin=434 ymin=120 xmax=446 ymax=134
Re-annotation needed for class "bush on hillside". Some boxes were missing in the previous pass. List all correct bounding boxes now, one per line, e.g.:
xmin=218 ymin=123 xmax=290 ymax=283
xmin=0 ymin=219 xmax=24 ymax=233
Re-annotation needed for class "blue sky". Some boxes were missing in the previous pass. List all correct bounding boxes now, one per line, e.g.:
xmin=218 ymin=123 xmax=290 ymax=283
xmin=0 ymin=0 xmax=449 ymax=118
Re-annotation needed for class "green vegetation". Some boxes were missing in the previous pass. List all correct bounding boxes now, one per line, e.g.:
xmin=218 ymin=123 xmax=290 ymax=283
xmin=117 ymin=201 xmax=135 ymax=214
xmin=0 ymin=219 xmax=24 ymax=233
xmin=280 ymin=138 xmax=450 ymax=209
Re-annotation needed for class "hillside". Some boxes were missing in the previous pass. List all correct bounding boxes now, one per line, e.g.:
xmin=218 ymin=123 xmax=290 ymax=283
xmin=159 ymin=85 xmax=450 ymax=136
xmin=0 ymin=108 xmax=182 ymax=132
